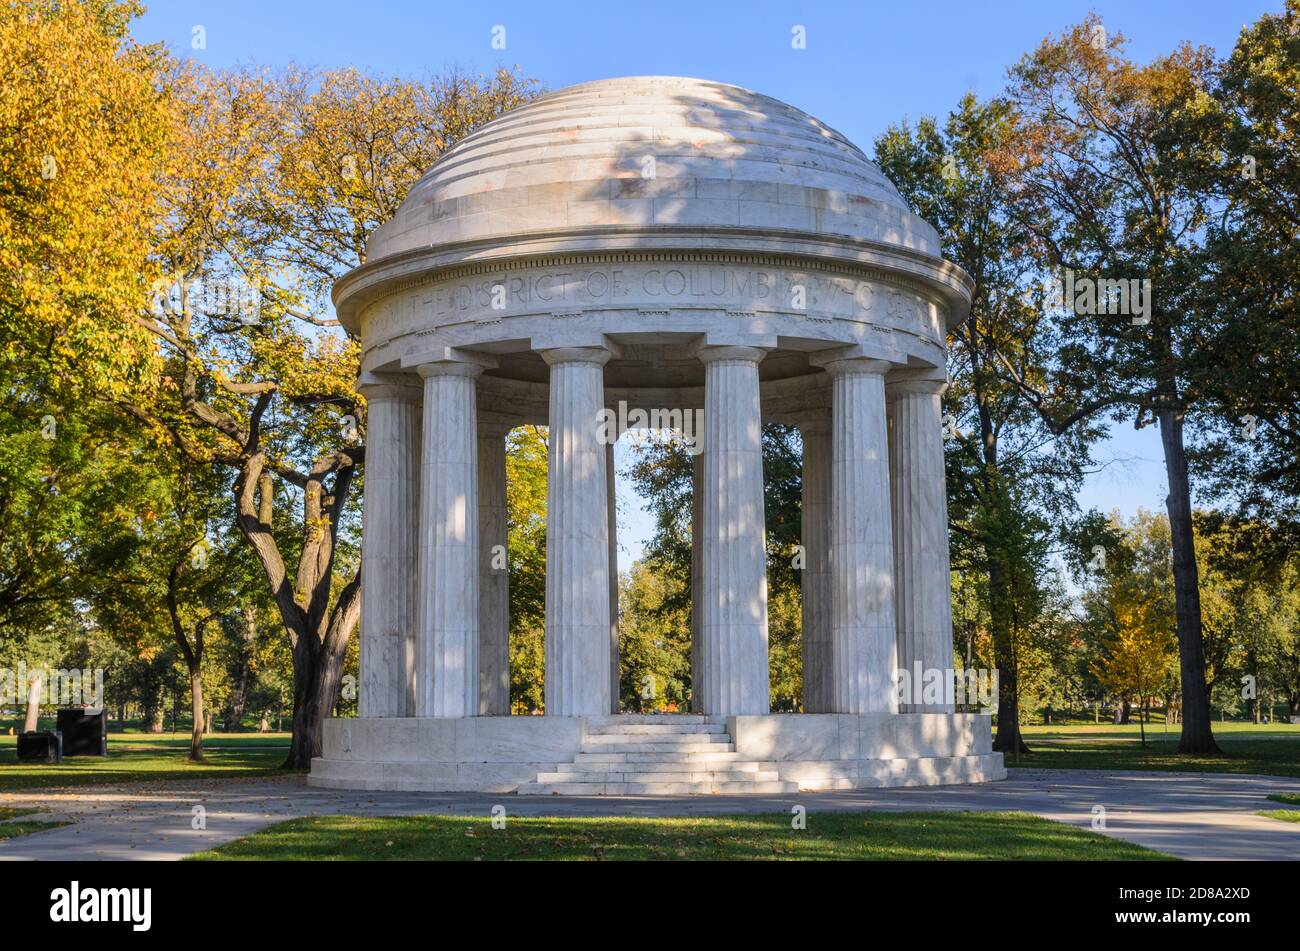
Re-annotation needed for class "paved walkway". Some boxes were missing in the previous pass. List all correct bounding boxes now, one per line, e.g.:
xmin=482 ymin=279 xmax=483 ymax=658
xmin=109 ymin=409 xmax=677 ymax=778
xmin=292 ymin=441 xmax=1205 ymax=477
xmin=1 ymin=769 xmax=1298 ymax=861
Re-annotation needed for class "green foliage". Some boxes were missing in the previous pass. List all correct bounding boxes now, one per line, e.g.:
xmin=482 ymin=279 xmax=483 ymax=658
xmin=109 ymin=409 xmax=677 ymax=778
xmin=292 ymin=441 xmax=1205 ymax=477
xmin=618 ymin=559 xmax=691 ymax=712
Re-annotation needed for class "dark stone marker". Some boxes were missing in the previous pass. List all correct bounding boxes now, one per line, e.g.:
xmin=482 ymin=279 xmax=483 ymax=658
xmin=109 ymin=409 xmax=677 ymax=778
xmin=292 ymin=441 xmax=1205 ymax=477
xmin=16 ymin=731 xmax=62 ymax=763
xmin=55 ymin=708 xmax=108 ymax=756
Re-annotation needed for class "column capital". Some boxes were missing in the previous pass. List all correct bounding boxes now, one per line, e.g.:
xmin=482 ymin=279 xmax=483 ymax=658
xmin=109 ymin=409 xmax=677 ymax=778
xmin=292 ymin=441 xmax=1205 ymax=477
xmin=539 ymin=346 xmax=614 ymax=368
xmin=416 ymin=360 xmax=487 ymax=381
xmin=356 ymin=372 xmax=422 ymax=403
xmin=693 ymin=344 xmax=769 ymax=366
xmin=401 ymin=345 xmax=496 ymax=376
xmin=886 ymin=369 xmax=949 ymax=398
xmin=813 ymin=355 xmax=894 ymax=377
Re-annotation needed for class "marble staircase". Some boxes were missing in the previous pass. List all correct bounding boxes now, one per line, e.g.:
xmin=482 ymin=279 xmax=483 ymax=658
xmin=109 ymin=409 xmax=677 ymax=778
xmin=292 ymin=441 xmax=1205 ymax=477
xmin=516 ymin=715 xmax=800 ymax=795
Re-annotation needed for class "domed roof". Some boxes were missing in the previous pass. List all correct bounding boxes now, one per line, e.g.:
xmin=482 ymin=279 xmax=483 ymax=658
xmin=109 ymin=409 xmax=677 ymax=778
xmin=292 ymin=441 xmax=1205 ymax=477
xmin=364 ymin=76 xmax=942 ymax=264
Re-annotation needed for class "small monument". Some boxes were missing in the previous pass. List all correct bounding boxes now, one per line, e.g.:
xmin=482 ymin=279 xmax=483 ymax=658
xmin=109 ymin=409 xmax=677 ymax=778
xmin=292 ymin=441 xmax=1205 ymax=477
xmin=311 ymin=77 xmax=1005 ymax=794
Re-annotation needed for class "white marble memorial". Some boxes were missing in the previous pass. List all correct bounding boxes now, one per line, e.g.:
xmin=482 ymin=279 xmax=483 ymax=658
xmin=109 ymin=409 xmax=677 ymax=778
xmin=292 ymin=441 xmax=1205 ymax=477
xmin=311 ymin=76 xmax=1004 ymax=793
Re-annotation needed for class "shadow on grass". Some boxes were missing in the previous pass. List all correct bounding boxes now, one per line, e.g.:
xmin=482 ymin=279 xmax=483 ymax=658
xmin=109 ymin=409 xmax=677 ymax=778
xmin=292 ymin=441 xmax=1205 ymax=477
xmin=0 ymin=746 xmax=296 ymax=791
xmin=1004 ymin=735 xmax=1300 ymax=779
xmin=190 ymin=812 xmax=1174 ymax=862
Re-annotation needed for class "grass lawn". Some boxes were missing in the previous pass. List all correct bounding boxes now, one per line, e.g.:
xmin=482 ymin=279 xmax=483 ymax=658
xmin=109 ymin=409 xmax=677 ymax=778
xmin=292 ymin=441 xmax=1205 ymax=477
xmin=1259 ymin=810 xmax=1300 ymax=823
xmin=0 ymin=820 xmax=70 ymax=840
xmin=190 ymin=811 xmax=1174 ymax=861
xmin=0 ymin=807 xmax=70 ymax=839
xmin=0 ymin=735 xmax=294 ymax=791
xmin=1008 ymin=722 xmax=1300 ymax=778
xmin=1260 ymin=793 xmax=1300 ymax=823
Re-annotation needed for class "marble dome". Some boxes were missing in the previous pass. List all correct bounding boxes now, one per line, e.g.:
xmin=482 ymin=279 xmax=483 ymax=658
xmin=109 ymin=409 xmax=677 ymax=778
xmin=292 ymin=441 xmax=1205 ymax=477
xmin=367 ymin=76 xmax=937 ymax=259
xmin=336 ymin=76 xmax=970 ymax=336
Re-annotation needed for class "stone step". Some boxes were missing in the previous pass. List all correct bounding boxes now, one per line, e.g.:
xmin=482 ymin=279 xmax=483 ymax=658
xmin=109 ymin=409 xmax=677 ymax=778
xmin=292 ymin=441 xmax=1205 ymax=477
xmin=582 ymin=734 xmax=731 ymax=747
xmin=574 ymin=750 xmax=744 ymax=763
xmin=517 ymin=780 xmax=800 ymax=796
xmin=586 ymin=715 xmax=710 ymax=726
xmin=535 ymin=769 xmax=782 ymax=784
xmin=585 ymin=723 xmax=725 ymax=735
xmin=557 ymin=759 xmax=767 ymax=773
xmin=581 ymin=742 xmax=736 ymax=754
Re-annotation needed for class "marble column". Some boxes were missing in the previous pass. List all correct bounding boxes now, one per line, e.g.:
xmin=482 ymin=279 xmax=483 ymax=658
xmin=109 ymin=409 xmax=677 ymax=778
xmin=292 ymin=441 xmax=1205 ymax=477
xmin=607 ymin=440 xmax=620 ymax=713
xmin=689 ymin=450 xmax=703 ymax=713
xmin=415 ymin=361 xmax=482 ymax=718
xmin=697 ymin=346 xmax=770 ymax=716
xmin=798 ymin=416 xmax=833 ymax=713
xmin=889 ymin=378 xmax=956 ymax=712
xmin=541 ymin=347 xmax=612 ymax=717
xmin=358 ymin=380 xmax=422 ymax=718
xmin=826 ymin=358 xmax=898 ymax=714
xmin=478 ymin=420 xmax=512 ymax=716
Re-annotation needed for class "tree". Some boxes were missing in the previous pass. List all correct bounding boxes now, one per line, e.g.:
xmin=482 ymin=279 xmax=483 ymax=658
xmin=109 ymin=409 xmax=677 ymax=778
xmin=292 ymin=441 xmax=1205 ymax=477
xmin=1001 ymin=16 xmax=1223 ymax=753
xmin=875 ymin=93 xmax=1102 ymax=754
xmin=133 ymin=64 xmax=540 ymax=766
xmin=506 ymin=426 xmax=548 ymax=712
xmin=1085 ymin=511 xmax=1179 ymax=746
xmin=618 ymin=559 xmax=691 ymax=712
xmin=0 ymin=0 xmax=171 ymax=662
xmin=625 ymin=425 xmax=804 ymax=709
xmin=0 ymin=0 xmax=166 ymax=400
xmin=1183 ymin=2 xmax=1300 ymax=544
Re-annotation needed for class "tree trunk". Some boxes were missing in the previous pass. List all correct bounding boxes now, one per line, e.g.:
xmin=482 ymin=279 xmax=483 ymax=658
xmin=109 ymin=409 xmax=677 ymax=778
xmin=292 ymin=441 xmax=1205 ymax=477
xmin=147 ymin=703 xmax=165 ymax=733
xmin=188 ymin=666 xmax=205 ymax=762
xmin=1156 ymin=409 xmax=1219 ymax=754
xmin=234 ymin=453 xmax=361 ymax=769
xmin=282 ymin=616 xmax=350 ymax=768
xmin=989 ymin=556 xmax=1030 ymax=758
xmin=224 ymin=604 xmax=257 ymax=731
xmin=22 ymin=674 xmax=42 ymax=733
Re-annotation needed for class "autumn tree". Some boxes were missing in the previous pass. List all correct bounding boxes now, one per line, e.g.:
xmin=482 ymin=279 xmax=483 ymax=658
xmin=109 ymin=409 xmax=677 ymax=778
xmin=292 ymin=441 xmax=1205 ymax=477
xmin=1002 ymin=16 xmax=1223 ymax=753
xmin=875 ymin=93 xmax=1104 ymax=754
xmin=0 ymin=0 xmax=166 ymax=398
xmin=1085 ymin=511 xmax=1178 ymax=745
xmin=0 ymin=0 xmax=172 ymax=665
xmin=133 ymin=64 xmax=540 ymax=766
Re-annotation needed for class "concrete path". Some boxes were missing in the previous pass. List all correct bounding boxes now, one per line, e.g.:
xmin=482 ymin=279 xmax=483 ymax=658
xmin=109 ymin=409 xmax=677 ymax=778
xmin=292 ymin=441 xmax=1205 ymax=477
xmin=1 ymin=768 xmax=1297 ymax=861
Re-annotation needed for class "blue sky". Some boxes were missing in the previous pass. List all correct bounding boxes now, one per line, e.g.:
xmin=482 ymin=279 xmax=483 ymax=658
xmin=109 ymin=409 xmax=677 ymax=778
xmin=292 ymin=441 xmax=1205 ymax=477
xmin=131 ymin=0 xmax=1275 ymax=569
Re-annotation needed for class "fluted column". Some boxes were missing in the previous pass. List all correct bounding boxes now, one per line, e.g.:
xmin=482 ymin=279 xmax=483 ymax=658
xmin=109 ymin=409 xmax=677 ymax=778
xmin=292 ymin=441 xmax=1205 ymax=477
xmin=478 ymin=419 xmax=512 ymax=715
xmin=689 ymin=450 xmax=704 ymax=713
xmin=607 ymin=440 xmax=620 ymax=713
xmin=826 ymin=358 xmax=898 ymax=714
xmin=541 ymin=347 xmax=612 ymax=716
xmin=358 ymin=380 xmax=422 ymax=718
xmin=697 ymin=345 xmax=770 ymax=715
xmin=415 ymin=361 xmax=482 ymax=718
xmin=889 ymin=377 xmax=955 ymax=712
xmin=798 ymin=416 xmax=833 ymax=713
